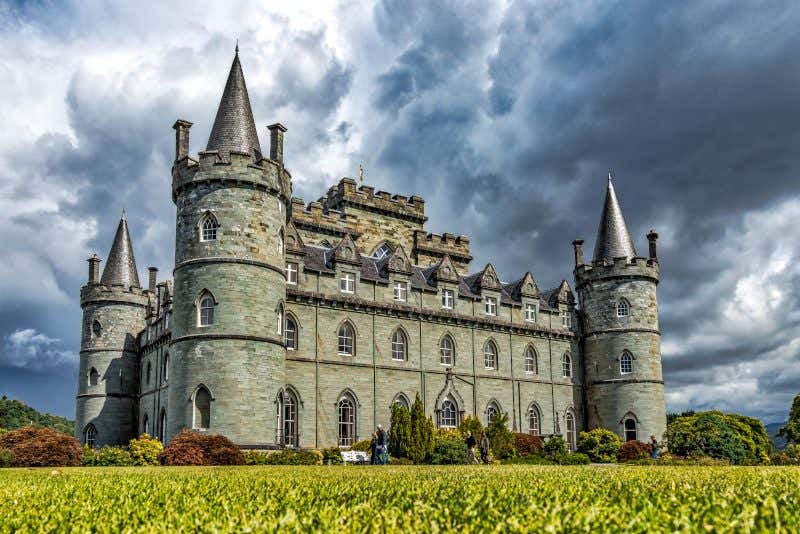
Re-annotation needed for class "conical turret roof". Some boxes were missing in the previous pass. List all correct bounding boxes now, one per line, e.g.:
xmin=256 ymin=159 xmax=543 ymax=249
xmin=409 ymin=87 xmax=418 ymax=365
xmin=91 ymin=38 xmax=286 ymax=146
xmin=206 ymin=48 xmax=262 ymax=159
xmin=100 ymin=211 xmax=140 ymax=287
xmin=593 ymin=175 xmax=637 ymax=262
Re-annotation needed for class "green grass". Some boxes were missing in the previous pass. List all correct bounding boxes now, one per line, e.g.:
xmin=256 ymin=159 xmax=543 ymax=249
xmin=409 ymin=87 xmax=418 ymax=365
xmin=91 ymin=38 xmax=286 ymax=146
xmin=1 ymin=465 xmax=798 ymax=532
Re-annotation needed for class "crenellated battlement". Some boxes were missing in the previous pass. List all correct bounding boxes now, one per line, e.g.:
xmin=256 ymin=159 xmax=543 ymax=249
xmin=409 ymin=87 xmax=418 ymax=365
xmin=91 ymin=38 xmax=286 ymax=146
xmin=322 ymin=178 xmax=427 ymax=223
xmin=80 ymin=283 xmax=150 ymax=307
xmin=413 ymin=229 xmax=472 ymax=268
xmin=574 ymin=256 xmax=659 ymax=288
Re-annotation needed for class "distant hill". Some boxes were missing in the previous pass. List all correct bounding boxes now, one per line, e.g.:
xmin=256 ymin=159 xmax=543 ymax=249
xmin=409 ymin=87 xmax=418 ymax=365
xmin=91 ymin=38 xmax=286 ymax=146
xmin=0 ymin=395 xmax=75 ymax=436
xmin=765 ymin=422 xmax=788 ymax=451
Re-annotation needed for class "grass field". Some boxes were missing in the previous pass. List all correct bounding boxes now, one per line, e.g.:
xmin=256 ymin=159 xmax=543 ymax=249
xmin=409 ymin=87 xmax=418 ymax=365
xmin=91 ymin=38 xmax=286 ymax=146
xmin=1 ymin=465 xmax=798 ymax=532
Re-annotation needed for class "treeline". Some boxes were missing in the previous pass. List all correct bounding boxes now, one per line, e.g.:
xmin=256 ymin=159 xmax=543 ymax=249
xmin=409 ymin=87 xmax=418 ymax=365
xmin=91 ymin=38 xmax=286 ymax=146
xmin=0 ymin=396 xmax=75 ymax=436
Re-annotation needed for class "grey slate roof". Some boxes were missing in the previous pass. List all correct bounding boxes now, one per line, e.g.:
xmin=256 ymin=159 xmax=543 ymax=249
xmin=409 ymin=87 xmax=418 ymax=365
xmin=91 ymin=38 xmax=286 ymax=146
xmin=206 ymin=50 xmax=262 ymax=159
xmin=593 ymin=175 xmax=637 ymax=262
xmin=100 ymin=212 xmax=140 ymax=288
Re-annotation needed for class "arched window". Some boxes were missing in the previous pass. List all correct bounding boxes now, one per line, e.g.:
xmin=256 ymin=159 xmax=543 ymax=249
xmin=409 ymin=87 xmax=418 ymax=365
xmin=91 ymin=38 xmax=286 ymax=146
xmin=483 ymin=341 xmax=498 ymax=370
xmin=393 ymin=393 xmax=410 ymax=410
xmin=277 ymin=230 xmax=284 ymax=255
xmin=620 ymin=352 xmax=633 ymax=374
xmin=200 ymin=214 xmax=219 ymax=242
xmin=92 ymin=320 xmax=102 ymax=337
xmin=524 ymin=346 xmax=537 ymax=374
xmin=391 ymin=329 xmax=407 ymax=361
xmin=146 ymin=361 xmax=152 ymax=385
xmin=199 ymin=293 xmax=215 ymax=326
xmin=439 ymin=335 xmax=454 ymax=366
xmin=159 ymin=410 xmax=167 ymax=443
xmin=338 ymin=322 xmax=355 ymax=356
xmin=193 ymin=386 xmax=211 ymax=430
xmin=285 ymin=316 xmax=297 ymax=350
xmin=84 ymin=424 xmax=97 ymax=447
xmin=338 ymin=394 xmax=356 ymax=447
xmin=277 ymin=305 xmax=284 ymax=335
xmin=486 ymin=402 xmax=500 ymax=424
xmin=142 ymin=413 xmax=149 ymax=435
xmin=438 ymin=398 xmax=458 ymax=429
xmin=373 ymin=242 xmax=393 ymax=260
xmin=617 ymin=299 xmax=630 ymax=317
xmin=277 ymin=390 xmax=299 ymax=447
xmin=527 ymin=405 xmax=541 ymax=436
xmin=624 ymin=417 xmax=637 ymax=442
xmin=88 ymin=367 xmax=99 ymax=387
xmin=565 ymin=411 xmax=577 ymax=451
xmin=162 ymin=353 xmax=169 ymax=383
xmin=562 ymin=353 xmax=572 ymax=378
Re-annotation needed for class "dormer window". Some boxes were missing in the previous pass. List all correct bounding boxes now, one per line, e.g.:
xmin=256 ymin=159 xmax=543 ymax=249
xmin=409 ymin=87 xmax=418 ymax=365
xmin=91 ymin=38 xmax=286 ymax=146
xmin=393 ymin=281 xmax=407 ymax=302
xmin=340 ymin=273 xmax=355 ymax=294
xmin=285 ymin=262 xmax=298 ymax=285
xmin=524 ymin=303 xmax=537 ymax=323
xmin=485 ymin=297 xmax=497 ymax=316
xmin=373 ymin=243 xmax=393 ymax=260
xmin=200 ymin=214 xmax=219 ymax=242
xmin=441 ymin=289 xmax=454 ymax=310
xmin=561 ymin=310 xmax=572 ymax=328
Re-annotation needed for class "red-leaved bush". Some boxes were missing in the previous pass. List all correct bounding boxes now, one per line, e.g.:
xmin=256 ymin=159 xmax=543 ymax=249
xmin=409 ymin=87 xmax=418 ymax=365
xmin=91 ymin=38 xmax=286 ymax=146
xmin=0 ymin=426 xmax=83 ymax=467
xmin=617 ymin=440 xmax=653 ymax=462
xmin=158 ymin=430 xmax=243 ymax=466
xmin=514 ymin=433 xmax=545 ymax=457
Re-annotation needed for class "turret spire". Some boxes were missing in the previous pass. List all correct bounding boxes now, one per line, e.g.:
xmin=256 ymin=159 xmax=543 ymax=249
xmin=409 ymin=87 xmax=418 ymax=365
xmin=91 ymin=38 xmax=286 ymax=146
xmin=592 ymin=174 xmax=637 ymax=262
xmin=100 ymin=212 xmax=140 ymax=287
xmin=206 ymin=49 xmax=262 ymax=159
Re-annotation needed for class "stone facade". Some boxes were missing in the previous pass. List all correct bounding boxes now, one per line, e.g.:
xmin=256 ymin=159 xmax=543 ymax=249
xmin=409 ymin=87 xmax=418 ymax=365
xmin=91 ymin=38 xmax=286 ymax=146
xmin=75 ymin=50 xmax=667 ymax=450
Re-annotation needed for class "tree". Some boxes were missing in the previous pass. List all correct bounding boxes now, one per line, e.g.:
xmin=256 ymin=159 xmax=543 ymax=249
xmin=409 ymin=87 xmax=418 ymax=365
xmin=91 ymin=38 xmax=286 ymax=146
xmin=665 ymin=411 xmax=770 ymax=465
xmin=779 ymin=393 xmax=800 ymax=444
xmin=458 ymin=415 xmax=483 ymax=439
xmin=389 ymin=403 xmax=412 ymax=458
xmin=407 ymin=394 xmax=434 ymax=464
xmin=486 ymin=412 xmax=515 ymax=459
xmin=0 ymin=397 xmax=75 ymax=435
xmin=577 ymin=428 xmax=622 ymax=463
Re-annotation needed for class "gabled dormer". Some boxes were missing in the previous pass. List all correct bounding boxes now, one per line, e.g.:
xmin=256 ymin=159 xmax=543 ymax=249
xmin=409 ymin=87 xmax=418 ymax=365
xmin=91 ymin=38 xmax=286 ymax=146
xmin=431 ymin=253 xmax=459 ymax=283
xmin=330 ymin=233 xmax=361 ymax=266
xmin=519 ymin=272 xmax=539 ymax=298
xmin=387 ymin=244 xmax=412 ymax=275
xmin=479 ymin=263 xmax=501 ymax=291
xmin=284 ymin=221 xmax=305 ymax=255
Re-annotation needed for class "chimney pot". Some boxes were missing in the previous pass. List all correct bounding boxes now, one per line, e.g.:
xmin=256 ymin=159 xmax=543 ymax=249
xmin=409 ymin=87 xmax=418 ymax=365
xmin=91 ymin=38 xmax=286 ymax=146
xmin=172 ymin=120 xmax=193 ymax=160
xmin=647 ymin=229 xmax=659 ymax=260
xmin=572 ymin=239 xmax=585 ymax=267
xmin=267 ymin=123 xmax=287 ymax=164
xmin=148 ymin=267 xmax=158 ymax=293
xmin=87 ymin=254 xmax=101 ymax=284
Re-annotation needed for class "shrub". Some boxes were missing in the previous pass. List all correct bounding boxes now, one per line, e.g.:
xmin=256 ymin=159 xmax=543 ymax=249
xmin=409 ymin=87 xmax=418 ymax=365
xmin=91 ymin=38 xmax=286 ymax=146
xmin=407 ymin=394 xmax=434 ymax=464
xmin=389 ymin=404 xmax=412 ymax=458
xmin=458 ymin=416 xmax=484 ymax=439
xmin=320 ymin=447 xmax=343 ymax=465
xmin=577 ymin=428 xmax=622 ymax=463
xmin=561 ymin=452 xmax=591 ymax=465
xmin=350 ymin=440 xmax=372 ymax=452
xmin=0 ymin=426 xmax=82 ymax=467
xmin=618 ymin=440 xmax=653 ymax=462
xmin=261 ymin=450 xmax=321 ymax=465
xmin=514 ymin=433 xmax=544 ymax=457
xmin=501 ymin=454 xmax=555 ymax=465
xmin=487 ymin=413 xmax=515 ymax=460
xmin=543 ymin=435 xmax=568 ymax=462
xmin=128 ymin=434 xmax=163 ymax=466
xmin=0 ymin=428 xmax=6 ymax=435
xmin=430 ymin=433 xmax=465 ymax=465
xmin=158 ymin=431 xmax=243 ymax=466
xmin=770 ymin=444 xmax=800 ymax=466
xmin=0 ymin=448 xmax=14 ymax=467
xmin=83 ymin=445 xmax=134 ymax=466
xmin=665 ymin=411 xmax=769 ymax=465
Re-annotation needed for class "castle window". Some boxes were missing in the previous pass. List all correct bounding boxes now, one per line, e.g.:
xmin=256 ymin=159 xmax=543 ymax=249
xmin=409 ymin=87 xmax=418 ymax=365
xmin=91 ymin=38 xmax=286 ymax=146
xmin=617 ymin=299 xmax=630 ymax=318
xmin=88 ymin=367 xmax=99 ymax=387
xmin=527 ymin=405 xmax=541 ymax=436
xmin=565 ymin=411 xmax=577 ymax=451
xmin=624 ymin=417 xmax=637 ymax=442
xmin=277 ymin=390 xmax=299 ymax=447
xmin=441 ymin=289 xmax=454 ymax=310
xmin=193 ymin=386 xmax=211 ymax=430
xmin=439 ymin=335 xmax=454 ymax=366
xmin=142 ymin=413 xmax=149 ymax=435
xmin=438 ymin=398 xmax=458 ymax=429
xmin=393 ymin=281 xmax=407 ymax=302
xmin=338 ymin=395 xmax=356 ymax=447
xmin=391 ymin=329 xmax=408 ymax=361
xmin=340 ymin=273 xmax=355 ymax=294
xmin=285 ymin=262 xmax=298 ymax=285
xmin=561 ymin=310 xmax=572 ymax=328
xmin=562 ymin=353 xmax=572 ymax=378
xmin=92 ymin=320 xmax=102 ymax=337
xmin=200 ymin=214 xmax=219 ymax=242
xmin=338 ymin=322 xmax=355 ymax=356
xmin=483 ymin=341 xmax=498 ymax=370
xmin=159 ymin=410 xmax=167 ymax=443
xmin=199 ymin=294 xmax=215 ymax=326
xmin=277 ymin=306 xmax=283 ymax=335
xmin=620 ymin=352 xmax=633 ymax=374
xmin=162 ymin=353 xmax=169 ymax=383
xmin=393 ymin=394 xmax=410 ymax=410
xmin=84 ymin=424 xmax=97 ymax=448
xmin=285 ymin=317 xmax=297 ymax=350
xmin=373 ymin=243 xmax=393 ymax=260
xmin=484 ymin=297 xmax=497 ymax=316
xmin=486 ymin=402 xmax=500 ymax=424
xmin=524 ymin=347 xmax=537 ymax=374
xmin=278 ymin=230 xmax=284 ymax=255
xmin=524 ymin=303 xmax=537 ymax=323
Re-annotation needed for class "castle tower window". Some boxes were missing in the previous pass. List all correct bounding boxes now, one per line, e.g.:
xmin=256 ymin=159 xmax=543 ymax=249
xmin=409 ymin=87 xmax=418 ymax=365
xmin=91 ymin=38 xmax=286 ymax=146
xmin=83 ymin=424 xmax=97 ymax=447
xmin=340 ymin=273 xmax=355 ymax=294
xmin=373 ymin=243 xmax=393 ymax=260
xmin=285 ymin=262 xmax=298 ymax=285
xmin=88 ymin=367 xmax=99 ymax=387
xmin=527 ymin=405 xmax=541 ymax=436
xmin=524 ymin=304 xmax=537 ymax=323
xmin=483 ymin=341 xmax=498 ymax=370
xmin=200 ymin=214 xmax=219 ymax=242
xmin=338 ymin=322 xmax=355 ymax=356
xmin=285 ymin=317 xmax=297 ymax=350
xmin=620 ymin=352 xmax=633 ymax=374
xmin=391 ymin=329 xmax=408 ymax=361
xmin=439 ymin=335 xmax=454 ymax=366
xmin=617 ymin=299 xmax=630 ymax=317
xmin=162 ymin=353 xmax=169 ymax=383
xmin=142 ymin=413 xmax=149 ymax=435
xmin=92 ymin=320 xmax=102 ymax=337
xmin=393 ymin=281 xmax=408 ymax=302
xmin=438 ymin=398 xmax=458 ymax=429
xmin=562 ymin=353 xmax=572 ymax=379
xmin=338 ymin=395 xmax=356 ymax=447
xmin=565 ymin=411 xmax=577 ymax=451
xmin=524 ymin=347 xmax=538 ymax=374
xmin=624 ymin=417 xmax=637 ymax=442
xmin=484 ymin=297 xmax=497 ymax=316
xmin=441 ymin=289 xmax=454 ymax=310
xmin=199 ymin=294 xmax=215 ymax=326
xmin=193 ymin=386 xmax=211 ymax=430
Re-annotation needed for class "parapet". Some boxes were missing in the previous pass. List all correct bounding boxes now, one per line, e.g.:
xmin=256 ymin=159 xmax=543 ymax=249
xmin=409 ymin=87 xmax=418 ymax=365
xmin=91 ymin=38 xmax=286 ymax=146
xmin=574 ymin=256 xmax=660 ymax=288
xmin=80 ymin=282 xmax=150 ymax=308
xmin=413 ymin=230 xmax=472 ymax=268
xmin=290 ymin=197 xmax=360 ymax=238
xmin=322 ymin=177 xmax=427 ymax=222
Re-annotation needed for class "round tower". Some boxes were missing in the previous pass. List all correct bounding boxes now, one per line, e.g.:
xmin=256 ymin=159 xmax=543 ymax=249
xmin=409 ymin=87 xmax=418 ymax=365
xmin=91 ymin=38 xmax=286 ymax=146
xmin=573 ymin=176 xmax=666 ymax=441
xmin=167 ymin=49 xmax=290 ymax=446
xmin=76 ymin=214 xmax=148 ymax=446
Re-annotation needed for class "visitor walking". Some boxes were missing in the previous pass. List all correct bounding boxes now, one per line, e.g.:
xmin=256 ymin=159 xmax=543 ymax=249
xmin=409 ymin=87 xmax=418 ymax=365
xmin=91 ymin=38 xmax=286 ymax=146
xmin=480 ymin=431 xmax=490 ymax=464
xmin=465 ymin=431 xmax=477 ymax=464
xmin=650 ymin=435 xmax=659 ymax=460
xmin=370 ymin=432 xmax=378 ymax=465
xmin=377 ymin=425 xmax=388 ymax=465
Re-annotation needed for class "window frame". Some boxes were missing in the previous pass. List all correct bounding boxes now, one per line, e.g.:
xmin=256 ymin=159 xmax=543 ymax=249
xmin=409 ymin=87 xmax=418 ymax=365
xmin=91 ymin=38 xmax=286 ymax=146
xmin=484 ymin=297 xmax=497 ymax=316
xmin=337 ymin=395 xmax=356 ymax=447
xmin=524 ymin=303 xmax=537 ymax=323
xmin=439 ymin=335 xmax=454 ymax=367
xmin=562 ymin=353 xmax=572 ymax=378
xmin=527 ymin=405 xmax=540 ymax=436
xmin=441 ymin=289 xmax=455 ymax=310
xmin=192 ymin=386 xmax=212 ymax=431
xmin=199 ymin=294 xmax=215 ymax=327
xmin=483 ymin=341 xmax=498 ymax=370
xmin=620 ymin=352 xmax=633 ymax=374
xmin=285 ymin=262 xmax=298 ymax=285
xmin=391 ymin=329 xmax=408 ymax=361
xmin=200 ymin=214 xmax=219 ymax=242
xmin=438 ymin=398 xmax=458 ymax=429
xmin=84 ymin=424 xmax=97 ymax=448
xmin=338 ymin=322 xmax=355 ymax=356
xmin=524 ymin=347 xmax=537 ymax=374
xmin=339 ymin=272 xmax=355 ymax=294
xmin=392 ymin=281 xmax=408 ymax=302
xmin=565 ymin=410 xmax=577 ymax=451
xmin=285 ymin=316 xmax=297 ymax=350
xmin=617 ymin=299 xmax=630 ymax=318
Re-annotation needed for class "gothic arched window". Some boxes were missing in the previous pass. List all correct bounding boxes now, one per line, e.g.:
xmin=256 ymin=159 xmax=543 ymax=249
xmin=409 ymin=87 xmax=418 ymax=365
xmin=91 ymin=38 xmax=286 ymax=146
xmin=617 ymin=299 xmax=630 ymax=317
xmin=285 ymin=316 xmax=297 ymax=350
xmin=528 ymin=405 xmax=541 ymax=436
xmin=84 ymin=424 xmax=97 ymax=448
xmin=438 ymin=398 xmax=458 ymax=429
xmin=159 ymin=410 xmax=167 ymax=443
xmin=439 ymin=335 xmax=454 ymax=366
xmin=391 ymin=329 xmax=407 ymax=361
xmin=88 ymin=367 xmax=99 ymax=387
xmin=373 ymin=242 xmax=393 ymax=260
xmin=162 ymin=353 xmax=169 ymax=383
xmin=198 ymin=292 xmax=215 ymax=326
xmin=393 ymin=393 xmax=410 ymax=410
xmin=562 ymin=353 xmax=572 ymax=378
xmin=338 ymin=394 xmax=356 ymax=447
xmin=620 ymin=352 xmax=633 ymax=374
xmin=486 ymin=402 xmax=500 ymax=424
xmin=483 ymin=341 xmax=498 ymax=370
xmin=524 ymin=346 xmax=537 ymax=374
xmin=565 ymin=410 xmax=577 ymax=451
xmin=338 ymin=322 xmax=355 ymax=356
xmin=142 ymin=413 xmax=149 ymax=435
xmin=624 ymin=416 xmax=638 ymax=442
xmin=200 ymin=214 xmax=219 ymax=242
xmin=277 ymin=389 xmax=299 ymax=447
xmin=193 ymin=386 xmax=211 ymax=430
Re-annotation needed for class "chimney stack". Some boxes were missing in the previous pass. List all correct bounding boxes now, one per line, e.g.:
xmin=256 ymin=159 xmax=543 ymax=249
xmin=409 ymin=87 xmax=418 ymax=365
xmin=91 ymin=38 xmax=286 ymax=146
xmin=572 ymin=239 xmax=585 ymax=267
xmin=88 ymin=253 xmax=101 ymax=284
xmin=173 ymin=120 xmax=193 ymax=160
xmin=267 ymin=123 xmax=287 ymax=164
xmin=647 ymin=229 xmax=659 ymax=260
xmin=148 ymin=267 xmax=158 ymax=293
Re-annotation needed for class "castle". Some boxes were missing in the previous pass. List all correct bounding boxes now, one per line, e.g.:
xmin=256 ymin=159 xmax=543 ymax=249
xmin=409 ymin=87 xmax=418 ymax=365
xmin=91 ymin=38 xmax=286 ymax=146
xmin=75 ymin=50 xmax=666 ymax=450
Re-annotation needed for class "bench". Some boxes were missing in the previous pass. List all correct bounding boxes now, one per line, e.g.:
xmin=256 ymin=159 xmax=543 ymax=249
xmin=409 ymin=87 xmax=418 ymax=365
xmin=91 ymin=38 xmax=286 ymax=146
xmin=341 ymin=450 xmax=371 ymax=465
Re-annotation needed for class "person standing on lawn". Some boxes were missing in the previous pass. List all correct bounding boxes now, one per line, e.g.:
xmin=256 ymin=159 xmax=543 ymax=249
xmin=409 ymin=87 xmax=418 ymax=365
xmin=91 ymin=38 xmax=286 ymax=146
xmin=465 ymin=431 xmax=477 ymax=464
xmin=480 ymin=431 xmax=490 ymax=464
xmin=650 ymin=435 xmax=659 ymax=460
xmin=369 ymin=432 xmax=378 ymax=465
xmin=377 ymin=425 xmax=388 ymax=465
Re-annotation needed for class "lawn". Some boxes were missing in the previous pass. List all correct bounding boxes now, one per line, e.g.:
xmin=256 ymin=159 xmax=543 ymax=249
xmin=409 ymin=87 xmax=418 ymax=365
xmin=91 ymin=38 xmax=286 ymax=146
xmin=1 ymin=465 xmax=798 ymax=532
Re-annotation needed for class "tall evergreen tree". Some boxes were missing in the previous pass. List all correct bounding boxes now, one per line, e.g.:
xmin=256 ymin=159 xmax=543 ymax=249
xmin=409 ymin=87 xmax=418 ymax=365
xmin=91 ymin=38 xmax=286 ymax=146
xmin=389 ymin=404 xmax=411 ymax=458
xmin=779 ymin=393 xmax=800 ymax=444
xmin=408 ymin=393 xmax=434 ymax=463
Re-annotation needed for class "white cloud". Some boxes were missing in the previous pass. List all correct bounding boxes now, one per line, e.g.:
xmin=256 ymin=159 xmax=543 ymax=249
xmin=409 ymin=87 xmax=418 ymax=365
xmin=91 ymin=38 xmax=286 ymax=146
xmin=2 ymin=329 xmax=75 ymax=369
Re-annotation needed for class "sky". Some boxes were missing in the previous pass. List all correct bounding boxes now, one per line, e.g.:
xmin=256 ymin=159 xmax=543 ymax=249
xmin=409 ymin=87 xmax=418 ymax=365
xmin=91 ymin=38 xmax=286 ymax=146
xmin=1 ymin=0 xmax=799 ymax=424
